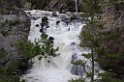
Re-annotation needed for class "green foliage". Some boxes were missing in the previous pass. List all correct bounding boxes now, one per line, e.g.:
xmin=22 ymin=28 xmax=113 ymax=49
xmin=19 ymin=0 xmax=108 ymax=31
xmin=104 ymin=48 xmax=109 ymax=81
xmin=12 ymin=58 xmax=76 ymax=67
xmin=80 ymin=0 xmax=102 ymax=82
xmin=10 ymin=33 xmax=59 ymax=82
xmin=81 ymin=0 xmax=102 ymax=20
xmin=0 ymin=60 xmax=22 ymax=76
xmin=0 ymin=49 xmax=6 ymax=58
xmin=79 ymin=20 xmax=103 ymax=50
xmin=99 ymin=72 xmax=124 ymax=82
xmin=0 ymin=19 xmax=19 ymax=37
xmin=80 ymin=0 xmax=124 ymax=79
xmin=16 ymin=33 xmax=59 ymax=60
xmin=38 ymin=33 xmax=59 ymax=57
xmin=0 ymin=75 xmax=24 ymax=82
xmin=42 ymin=0 xmax=51 ymax=7
xmin=71 ymin=60 xmax=86 ymax=65
xmin=0 ymin=0 xmax=3 ymax=13
xmin=108 ymin=0 xmax=118 ymax=3
xmin=16 ymin=40 xmax=40 ymax=59
xmin=99 ymin=31 xmax=120 ymax=41
xmin=6 ymin=62 xmax=19 ymax=75
xmin=0 ymin=60 xmax=24 ymax=82
xmin=1 ymin=30 xmax=9 ymax=37
xmin=9 ymin=20 xmax=19 ymax=26
xmin=82 ymin=53 xmax=92 ymax=59
xmin=68 ymin=78 xmax=85 ymax=82
xmin=66 ymin=0 xmax=75 ymax=11
xmin=95 ymin=1 xmax=124 ymax=78
xmin=106 ymin=0 xmax=124 ymax=6
xmin=79 ymin=26 xmax=92 ymax=48
xmin=27 ymin=0 xmax=36 ymax=7
xmin=0 ymin=0 xmax=3 ymax=4
xmin=86 ymin=72 xmax=93 ymax=78
xmin=15 ymin=0 xmax=22 ymax=8
xmin=97 ymin=48 xmax=123 ymax=68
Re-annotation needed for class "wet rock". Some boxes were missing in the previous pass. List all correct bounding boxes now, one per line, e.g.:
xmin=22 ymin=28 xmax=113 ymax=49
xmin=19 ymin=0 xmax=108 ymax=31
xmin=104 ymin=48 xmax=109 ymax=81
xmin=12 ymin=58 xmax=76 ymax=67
xmin=49 ymin=37 xmax=54 ymax=43
xmin=60 ymin=15 xmax=70 ymax=26
xmin=67 ymin=28 xmax=70 ymax=31
xmin=42 ymin=16 xmax=48 ymax=22
xmin=70 ymin=14 xmax=83 ymax=22
xmin=26 ymin=11 xmax=38 ymax=20
xmin=47 ymin=60 xmax=50 ymax=63
xmin=26 ymin=12 xmax=31 ymax=16
xmin=71 ymin=65 xmax=86 ymax=76
xmin=41 ymin=16 xmax=49 ymax=27
xmin=40 ymin=16 xmax=49 ymax=33
xmin=32 ymin=17 xmax=37 ymax=20
xmin=12 ymin=69 xmax=21 ymax=75
xmin=71 ymin=54 xmax=77 ymax=63
xmin=40 ymin=23 xmax=47 ymax=30
xmin=71 ymin=54 xmax=86 ymax=76
xmin=52 ymin=11 xmax=57 ymax=17
xmin=64 ymin=20 xmax=69 ymax=26
xmin=46 ymin=26 xmax=50 ymax=28
xmin=40 ymin=23 xmax=44 ymax=28
xmin=70 ymin=14 xmax=79 ymax=20
xmin=35 ymin=24 xmax=39 ymax=27
xmin=49 ymin=37 xmax=54 ymax=40
xmin=71 ymin=42 xmax=76 ymax=46
xmin=56 ymin=21 xmax=60 ymax=25
xmin=39 ymin=29 xmax=44 ymax=33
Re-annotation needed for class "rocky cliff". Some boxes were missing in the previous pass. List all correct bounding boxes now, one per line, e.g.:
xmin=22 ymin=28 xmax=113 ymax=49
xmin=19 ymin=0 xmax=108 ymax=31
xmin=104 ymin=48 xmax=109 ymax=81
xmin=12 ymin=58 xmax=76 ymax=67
xmin=0 ymin=2 xmax=30 ymax=74
xmin=100 ymin=2 xmax=124 ymax=78
xmin=33 ymin=0 xmax=81 ymax=12
xmin=18 ymin=0 xmax=83 ymax=12
xmin=3 ymin=0 xmax=83 ymax=12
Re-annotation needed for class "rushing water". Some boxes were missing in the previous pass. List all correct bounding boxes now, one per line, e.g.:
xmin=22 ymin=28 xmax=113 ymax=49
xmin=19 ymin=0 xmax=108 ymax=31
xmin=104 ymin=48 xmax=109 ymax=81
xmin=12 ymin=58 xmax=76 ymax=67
xmin=21 ymin=10 xmax=92 ymax=82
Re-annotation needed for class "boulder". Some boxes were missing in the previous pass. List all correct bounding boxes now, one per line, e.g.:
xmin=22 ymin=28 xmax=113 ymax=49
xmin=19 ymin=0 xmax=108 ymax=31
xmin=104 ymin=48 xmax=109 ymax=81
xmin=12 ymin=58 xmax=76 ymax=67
xmin=70 ymin=54 xmax=86 ymax=76
xmin=41 ymin=16 xmax=49 ymax=28
xmin=42 ymin=16 xmax=48 ymax=23
xmin=52 ymin=11 xmax=57 ymax=17
xmin=71 ymin=64 xmax=85 ymax=76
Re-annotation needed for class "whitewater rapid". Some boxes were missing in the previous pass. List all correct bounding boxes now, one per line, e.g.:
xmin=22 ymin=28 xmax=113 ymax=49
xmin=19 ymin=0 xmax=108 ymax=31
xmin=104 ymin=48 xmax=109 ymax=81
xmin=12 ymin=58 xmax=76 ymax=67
xmin=21 ymin=10 xmax=89 ymax=82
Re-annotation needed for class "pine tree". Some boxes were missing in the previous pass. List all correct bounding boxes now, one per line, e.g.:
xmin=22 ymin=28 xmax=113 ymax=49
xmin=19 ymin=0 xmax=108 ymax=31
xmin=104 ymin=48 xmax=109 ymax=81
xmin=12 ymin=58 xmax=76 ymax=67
xmin=16 ymin=33 xmax=59 ymax=60
xmin=79 ymin=0 xmax=102 ymax=82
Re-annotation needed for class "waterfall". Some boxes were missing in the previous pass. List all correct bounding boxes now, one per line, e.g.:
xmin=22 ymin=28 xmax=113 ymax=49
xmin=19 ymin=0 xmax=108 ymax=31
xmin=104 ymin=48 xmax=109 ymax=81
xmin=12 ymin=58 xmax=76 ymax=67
xmin=75 ymin=0 xmax=78 ymax=13
xmin=21 ymin=10 xmax=93 ymax=82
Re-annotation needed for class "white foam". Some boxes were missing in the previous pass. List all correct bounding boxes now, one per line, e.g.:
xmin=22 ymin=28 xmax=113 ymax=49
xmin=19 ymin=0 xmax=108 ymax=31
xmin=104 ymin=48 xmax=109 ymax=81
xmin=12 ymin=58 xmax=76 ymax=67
xmin=22 ymin=10 xmax=89 ymax=82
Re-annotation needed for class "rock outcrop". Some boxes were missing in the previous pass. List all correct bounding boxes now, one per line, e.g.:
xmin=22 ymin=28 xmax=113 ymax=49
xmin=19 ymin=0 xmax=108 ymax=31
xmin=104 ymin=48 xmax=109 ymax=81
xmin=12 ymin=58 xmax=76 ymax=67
xmin=100 ymin=2 xmax=124 ymax=78
xmin=70 ymin=54 xmax=86 ymax=76
xmin=0 ymin=3 xmax=30 ymax=74
xmin=36 ymin=0 xmax=82 ymax=12
xmin=3 ymin=0 xmax=84 ymax=12
xmin=102 ymin=2 xmax=124 ymax=60
xmin=18 ymin=0 xmax=83 ymax=12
